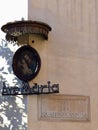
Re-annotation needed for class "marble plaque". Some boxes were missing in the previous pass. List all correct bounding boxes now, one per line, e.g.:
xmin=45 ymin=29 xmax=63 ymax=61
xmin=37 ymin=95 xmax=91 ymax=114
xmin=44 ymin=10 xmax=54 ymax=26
xmin=38 ymin=95 xmax=90 ymax=121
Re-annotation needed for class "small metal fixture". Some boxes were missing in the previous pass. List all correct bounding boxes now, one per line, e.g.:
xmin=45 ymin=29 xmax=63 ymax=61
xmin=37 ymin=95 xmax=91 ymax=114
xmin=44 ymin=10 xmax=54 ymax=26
xmin=1 ymin=20 xmax=52 ymax=45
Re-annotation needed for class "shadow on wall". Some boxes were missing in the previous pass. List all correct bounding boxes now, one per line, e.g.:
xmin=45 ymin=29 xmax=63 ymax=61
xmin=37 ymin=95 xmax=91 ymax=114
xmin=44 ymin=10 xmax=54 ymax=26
xmin=0 ymin=40 xmax=27 ymax=130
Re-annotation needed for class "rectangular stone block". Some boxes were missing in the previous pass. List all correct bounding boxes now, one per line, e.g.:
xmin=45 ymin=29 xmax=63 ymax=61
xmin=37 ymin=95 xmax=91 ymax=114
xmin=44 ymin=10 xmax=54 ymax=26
xmin=38 ymin=94 xmax=90 ymax=122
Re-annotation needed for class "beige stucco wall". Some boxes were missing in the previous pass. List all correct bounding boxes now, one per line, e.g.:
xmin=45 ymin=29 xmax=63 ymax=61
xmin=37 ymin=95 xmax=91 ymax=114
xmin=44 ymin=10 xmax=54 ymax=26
xmin=28 ymin=0 xmax=98 ymax=130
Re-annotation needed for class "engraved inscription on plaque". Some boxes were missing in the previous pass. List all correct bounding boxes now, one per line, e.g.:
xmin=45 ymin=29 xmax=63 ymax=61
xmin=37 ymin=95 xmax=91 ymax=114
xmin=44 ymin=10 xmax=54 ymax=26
xmin=38 ymin=95 xmax=90 ymax=121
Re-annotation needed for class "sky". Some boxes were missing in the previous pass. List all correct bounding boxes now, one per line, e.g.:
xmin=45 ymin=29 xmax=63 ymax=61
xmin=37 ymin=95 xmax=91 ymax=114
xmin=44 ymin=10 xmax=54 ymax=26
xmin=0 ymin=0 xmax=27 ymax=39
xmin=0 ymin=0 xmax=28 ymax=85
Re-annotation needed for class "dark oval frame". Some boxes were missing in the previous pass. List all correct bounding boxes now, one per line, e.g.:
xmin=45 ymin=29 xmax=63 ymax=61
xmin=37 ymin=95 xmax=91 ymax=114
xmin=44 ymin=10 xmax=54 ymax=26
xmin=12 ymin=45 xmax=41 ymax=82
